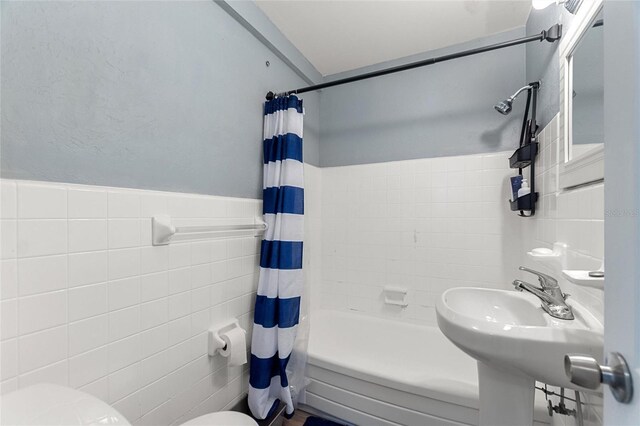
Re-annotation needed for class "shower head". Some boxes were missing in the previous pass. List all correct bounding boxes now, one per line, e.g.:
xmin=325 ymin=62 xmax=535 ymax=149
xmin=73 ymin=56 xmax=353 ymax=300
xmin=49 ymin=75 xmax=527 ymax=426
xmin=494 ymin=99 xmax=513 ymax=115
xmin=494 ymin=83 xmax=538 ymax=115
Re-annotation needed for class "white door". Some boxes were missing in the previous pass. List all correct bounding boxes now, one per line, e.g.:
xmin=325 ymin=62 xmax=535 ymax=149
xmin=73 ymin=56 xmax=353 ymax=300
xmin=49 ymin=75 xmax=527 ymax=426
xmin=603 ymin=1 xmax=640 ymax=423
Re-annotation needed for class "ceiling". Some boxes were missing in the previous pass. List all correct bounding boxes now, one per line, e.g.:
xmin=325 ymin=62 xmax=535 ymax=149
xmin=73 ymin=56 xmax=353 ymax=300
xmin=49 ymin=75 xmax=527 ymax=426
xmin=255 ymin=0 xmax=532 ymax=76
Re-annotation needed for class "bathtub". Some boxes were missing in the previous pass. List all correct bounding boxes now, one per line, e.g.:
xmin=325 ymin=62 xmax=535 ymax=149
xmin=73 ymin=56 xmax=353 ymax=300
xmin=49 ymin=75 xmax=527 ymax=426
xmin=301 ymin=310 xmax=551 ymax=426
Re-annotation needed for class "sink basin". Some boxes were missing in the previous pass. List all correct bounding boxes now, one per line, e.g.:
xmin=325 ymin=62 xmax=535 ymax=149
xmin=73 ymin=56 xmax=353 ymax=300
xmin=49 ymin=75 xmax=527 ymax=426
xmin=436 ymin=287 xmax=603 ymax=426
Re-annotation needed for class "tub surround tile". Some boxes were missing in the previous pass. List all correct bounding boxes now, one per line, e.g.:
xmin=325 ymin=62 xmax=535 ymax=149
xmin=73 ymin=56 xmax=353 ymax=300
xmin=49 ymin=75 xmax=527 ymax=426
xmin=319 ymin=151 xmax=519 ymax=325
xmin=318 ymin=122 xmax=604 ymax=325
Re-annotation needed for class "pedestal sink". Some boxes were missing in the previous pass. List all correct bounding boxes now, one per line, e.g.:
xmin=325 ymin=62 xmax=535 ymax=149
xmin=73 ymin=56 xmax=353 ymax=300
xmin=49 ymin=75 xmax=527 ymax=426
xmin=436 ymin=287 xmax=603 ymax=426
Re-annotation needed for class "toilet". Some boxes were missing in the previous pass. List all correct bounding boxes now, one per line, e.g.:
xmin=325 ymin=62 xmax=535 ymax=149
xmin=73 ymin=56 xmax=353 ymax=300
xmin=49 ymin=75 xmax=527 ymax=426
xmin=181 ymin=411 xmax=258 ymax=426
xmin=1 ymin=383 xmax=258 ymax=426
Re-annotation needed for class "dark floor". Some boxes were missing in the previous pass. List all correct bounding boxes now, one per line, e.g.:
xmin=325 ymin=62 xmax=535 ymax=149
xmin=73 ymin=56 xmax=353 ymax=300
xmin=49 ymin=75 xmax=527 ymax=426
xmin=283 ymin=410 xmax=312 ymax=426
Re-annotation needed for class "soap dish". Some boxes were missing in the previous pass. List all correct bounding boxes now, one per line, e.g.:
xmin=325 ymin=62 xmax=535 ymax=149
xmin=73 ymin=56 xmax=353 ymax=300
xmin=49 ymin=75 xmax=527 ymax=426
xmin=526 ymin=243 xmax=567 ymax=269
xmin=561 ymin=270 xmax=604 ymax=289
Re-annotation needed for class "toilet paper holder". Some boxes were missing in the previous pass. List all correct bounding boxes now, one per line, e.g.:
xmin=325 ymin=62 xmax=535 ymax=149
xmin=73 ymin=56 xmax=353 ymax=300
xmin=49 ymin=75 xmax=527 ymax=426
xmin=208 ymin=319 xmax=245 ymax=357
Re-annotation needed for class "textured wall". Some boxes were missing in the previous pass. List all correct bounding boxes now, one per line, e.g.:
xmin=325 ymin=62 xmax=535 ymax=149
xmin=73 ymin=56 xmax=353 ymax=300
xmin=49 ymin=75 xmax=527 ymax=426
xmin=1 ymin=1 xmax=320 ymax=199
xmin=318 ymin=28 xmax=528 ymax=167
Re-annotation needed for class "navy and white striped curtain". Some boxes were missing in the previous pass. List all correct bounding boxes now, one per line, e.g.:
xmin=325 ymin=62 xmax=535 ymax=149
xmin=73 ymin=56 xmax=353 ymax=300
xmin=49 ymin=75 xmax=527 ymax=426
xmin=248 ymin=96 xmax=305 ymax=420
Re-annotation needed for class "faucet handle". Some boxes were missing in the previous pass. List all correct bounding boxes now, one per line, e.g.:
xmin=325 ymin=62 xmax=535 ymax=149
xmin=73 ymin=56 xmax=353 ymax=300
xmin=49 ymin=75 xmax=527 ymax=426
xmin=519 ymin=266 xmax=558 ymax=287
xmin=513 ymin=279 xmax=536 ymax=291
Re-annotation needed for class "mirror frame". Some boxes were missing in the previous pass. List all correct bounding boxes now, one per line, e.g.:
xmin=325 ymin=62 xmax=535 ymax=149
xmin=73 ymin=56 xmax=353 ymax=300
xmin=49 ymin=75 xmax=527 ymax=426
xmin=558 ymin=0 xmax=604 ymax=189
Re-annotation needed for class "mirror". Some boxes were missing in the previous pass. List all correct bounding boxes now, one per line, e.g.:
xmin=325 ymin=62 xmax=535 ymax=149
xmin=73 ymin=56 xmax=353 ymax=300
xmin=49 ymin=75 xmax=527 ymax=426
xmin=570 ymin=11 xmax=603 ymax=160
xmin=559 ymin=0 xmax=604 ymax=189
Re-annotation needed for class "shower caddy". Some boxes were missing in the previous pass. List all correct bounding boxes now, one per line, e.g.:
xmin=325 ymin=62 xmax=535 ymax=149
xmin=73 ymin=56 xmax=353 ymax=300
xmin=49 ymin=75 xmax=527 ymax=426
xmin=509 ymin=81 xmax=540 ymax=217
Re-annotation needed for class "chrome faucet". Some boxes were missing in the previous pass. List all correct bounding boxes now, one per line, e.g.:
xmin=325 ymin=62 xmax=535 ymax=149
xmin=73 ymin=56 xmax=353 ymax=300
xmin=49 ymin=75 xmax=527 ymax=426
xmin=513 ymin=266 xmax=574 ymax=320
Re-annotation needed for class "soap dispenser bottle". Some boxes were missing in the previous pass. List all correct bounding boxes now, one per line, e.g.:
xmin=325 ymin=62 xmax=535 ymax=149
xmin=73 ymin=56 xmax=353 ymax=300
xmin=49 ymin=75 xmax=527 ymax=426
xmin=518 ymin=178 xmax=531 ymax=198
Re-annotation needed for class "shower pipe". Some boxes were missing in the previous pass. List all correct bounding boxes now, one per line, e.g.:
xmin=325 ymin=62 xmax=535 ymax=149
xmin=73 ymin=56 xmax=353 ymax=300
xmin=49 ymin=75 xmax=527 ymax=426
xmin=265 ymin=24 xmax=562 ymax=100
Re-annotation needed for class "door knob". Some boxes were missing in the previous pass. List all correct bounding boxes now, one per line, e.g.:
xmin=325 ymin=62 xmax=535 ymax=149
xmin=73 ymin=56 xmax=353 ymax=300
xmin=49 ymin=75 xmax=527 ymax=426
xmin=564 ymin=352 xmax=633 ymax=403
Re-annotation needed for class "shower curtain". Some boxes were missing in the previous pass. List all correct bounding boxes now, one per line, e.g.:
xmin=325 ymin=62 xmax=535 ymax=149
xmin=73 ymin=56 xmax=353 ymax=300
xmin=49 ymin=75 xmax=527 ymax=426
xmin=248 ymin=95 xmax=305 ymax=420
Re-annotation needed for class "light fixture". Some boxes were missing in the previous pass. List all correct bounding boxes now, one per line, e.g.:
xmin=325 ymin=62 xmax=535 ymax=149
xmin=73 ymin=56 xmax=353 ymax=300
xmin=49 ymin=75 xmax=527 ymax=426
xmin=532 ymin=0 xmax=583 ymax=14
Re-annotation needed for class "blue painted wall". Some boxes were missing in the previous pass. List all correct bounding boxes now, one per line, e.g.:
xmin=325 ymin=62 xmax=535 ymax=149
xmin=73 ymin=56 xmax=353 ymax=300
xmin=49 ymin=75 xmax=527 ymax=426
xmin=2 ymin=2 xmax=573 ymax=192
xmin=318 ymin=28 xmax=529 ymax=167
xmin=525 ymin=4 xmax=578 ymax=130
xmin=1 ymin=1 xmax=319 ymax=199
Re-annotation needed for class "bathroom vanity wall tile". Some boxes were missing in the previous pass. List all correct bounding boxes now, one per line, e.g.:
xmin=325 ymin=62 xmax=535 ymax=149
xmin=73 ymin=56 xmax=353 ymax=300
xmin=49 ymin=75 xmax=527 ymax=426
xmin=109 ymin=361 xmax=141 ymax=403
xmin=1 ymin=339 xmax=18 ymax=380
xmin=1 ymin=220 xmax=17 ymax=260
xmin=18 ymin=255 xmax=67 ymax=296
xmin=109 ymin=248 xmax=141 ymax=281
xmin=109 ymin=306 xmax=140 ymax=342
xmin=68 ymin=251 xmax=108 ymax=288
xmin=2 ymin=179 xmax=261 ymax=423
xmin=140 ymin=272 xmax=168 ymax=303
xmin=108 ymin=219 xmax=142 ymax=249
xmin=68 ymin=283 xmax=107 ymax=323
xmin=68 ymin=188 xmax=108 ymax=219
xmin=1 ymin=260 xmax=18 ymax=300
xmin=17 ymin=220 xmax=67 ymax=258
xmin=69 ymin=347 xmax=108 ymax=388
xmin=1 ymin=180 xmax=17 ymax=219
xmin=108 ymin=192 xmax=141 ymax=218
xmin=68 ymin=315 xmax=108 ymax=357
xmin=68 ymin=220 xmax=108 ymax=253
xmin=19 ymin=291 xmax=67 ymax=335
xmin=78 ymin=377 xmax=109 ymax=402
xmin=518 ymin=114 xmax=604 ymax=318
xmin=18 ymin=360 xmax=68 ymax=389
xmin=17 ymin=183 xmax=67 ymax=219
xmin=1 ymin=299 xmax=18 ymax=341
xmin=113 ymin=392 xmax=142 ymax=424
xmin=18 ymin=325 xmax=68 ymax=373
xmin=140 ymin=324 xmax=169 ymax=359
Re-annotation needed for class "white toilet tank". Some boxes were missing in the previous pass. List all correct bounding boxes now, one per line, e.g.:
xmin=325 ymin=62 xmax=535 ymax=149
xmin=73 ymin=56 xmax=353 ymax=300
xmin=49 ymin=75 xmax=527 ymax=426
xmin=1 ymin=383 xmax=131 ymax=425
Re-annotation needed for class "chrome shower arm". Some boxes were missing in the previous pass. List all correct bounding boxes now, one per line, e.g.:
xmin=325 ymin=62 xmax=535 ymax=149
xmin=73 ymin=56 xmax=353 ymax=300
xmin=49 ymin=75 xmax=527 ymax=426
xmin=509 ymin=85 xmax=534 ymax=101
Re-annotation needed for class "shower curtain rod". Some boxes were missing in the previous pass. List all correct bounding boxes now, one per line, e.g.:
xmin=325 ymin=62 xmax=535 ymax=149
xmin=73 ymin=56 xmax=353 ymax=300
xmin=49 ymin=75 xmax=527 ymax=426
xmin=265 ymin=24 xmax=562 ymax=101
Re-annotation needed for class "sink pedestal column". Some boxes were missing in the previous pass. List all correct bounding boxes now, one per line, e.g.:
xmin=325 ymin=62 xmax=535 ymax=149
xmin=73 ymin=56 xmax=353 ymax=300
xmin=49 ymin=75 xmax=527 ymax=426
xmin=477 ymin=361 xmax=535 ymax=426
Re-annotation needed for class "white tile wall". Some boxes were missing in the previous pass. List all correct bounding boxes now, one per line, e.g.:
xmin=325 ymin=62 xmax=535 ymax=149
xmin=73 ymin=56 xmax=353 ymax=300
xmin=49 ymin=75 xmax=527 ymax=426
xmin=316 ymin=118 xmax=604 ymax=328
xmin=520 ymin=114 xmax=605 ymax=322
xmin=0 ymin=179 xmax=263 ymax=425
xmin=313 ymin=116 xmax=604 ymax=423
xmin=519 ymin=114 xmax=604 ymax=426
xmin=0 ymin=130 xmax=604 ymax=423
xmin=318 ymin=152 xmax=522 ymax=325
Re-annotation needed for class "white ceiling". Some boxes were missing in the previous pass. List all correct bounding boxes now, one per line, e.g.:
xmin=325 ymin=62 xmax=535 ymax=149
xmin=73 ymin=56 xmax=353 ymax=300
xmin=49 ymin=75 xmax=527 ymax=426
xmin=255 ymin=0 xmax=532 ymax=76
